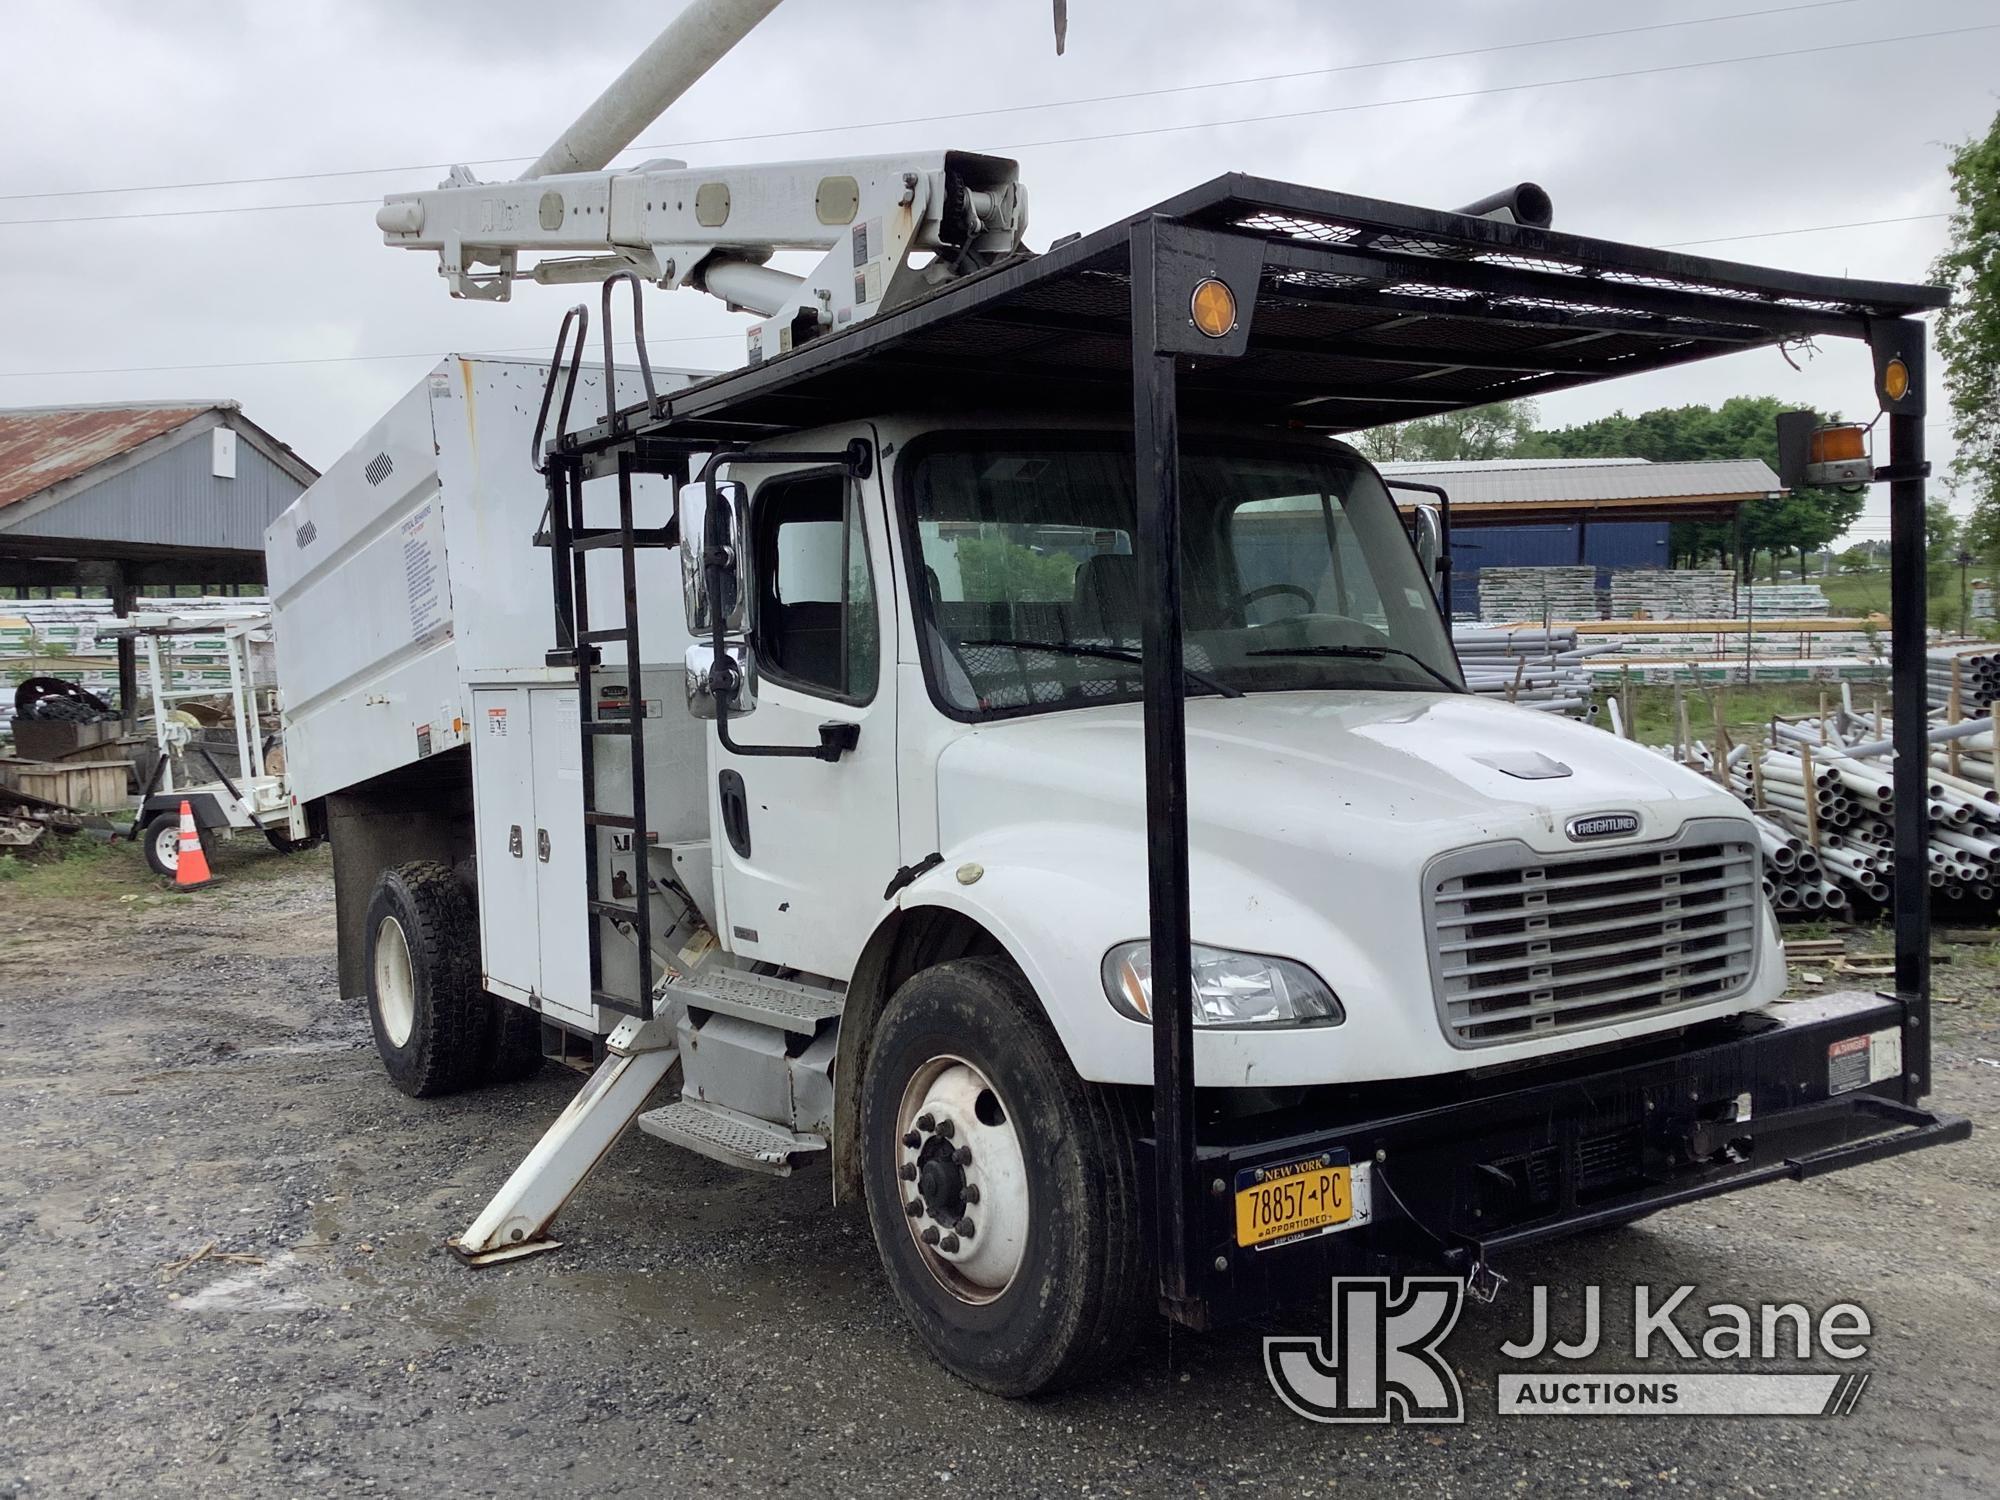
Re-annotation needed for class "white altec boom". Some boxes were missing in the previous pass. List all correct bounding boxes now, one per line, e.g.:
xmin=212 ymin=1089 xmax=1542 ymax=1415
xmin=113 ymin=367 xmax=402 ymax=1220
xmin=268 ymin=0 xmax=1962 ymax=1397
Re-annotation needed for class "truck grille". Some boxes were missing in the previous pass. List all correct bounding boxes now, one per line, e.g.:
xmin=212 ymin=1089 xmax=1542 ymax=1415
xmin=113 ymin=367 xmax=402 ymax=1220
xmin=1426 ymin=821 xmax=1761 ymax=1048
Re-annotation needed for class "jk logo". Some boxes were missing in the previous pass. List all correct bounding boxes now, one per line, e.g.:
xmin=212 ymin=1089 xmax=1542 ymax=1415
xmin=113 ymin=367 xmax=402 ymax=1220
xmin=1265 ymin=1277 xmax=1466 ymax=1423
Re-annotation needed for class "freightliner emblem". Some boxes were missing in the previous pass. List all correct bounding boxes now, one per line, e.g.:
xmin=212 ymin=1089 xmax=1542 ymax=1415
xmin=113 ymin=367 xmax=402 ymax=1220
xmin=1566 ymin=812 xmax=1640 ymax=841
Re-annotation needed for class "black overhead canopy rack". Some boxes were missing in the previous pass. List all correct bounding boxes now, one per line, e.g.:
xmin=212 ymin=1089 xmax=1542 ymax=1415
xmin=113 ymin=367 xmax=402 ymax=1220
xmin=549 ymin=175 xmax=1948 ymax=1328
xmin=557 ymin=172 xmax=1944 ymax=457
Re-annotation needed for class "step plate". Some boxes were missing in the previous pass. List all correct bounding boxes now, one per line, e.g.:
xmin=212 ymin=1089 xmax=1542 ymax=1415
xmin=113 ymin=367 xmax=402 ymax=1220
xmin=636 ymin=1100 xmax=827 ymax=1177
xmin=673 ymin=969 xmax=843 ymax=1035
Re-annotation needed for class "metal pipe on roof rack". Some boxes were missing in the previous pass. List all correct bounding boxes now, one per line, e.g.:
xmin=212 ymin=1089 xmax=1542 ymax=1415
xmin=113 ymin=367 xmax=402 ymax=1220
xmin=1455 ymin=184 xmax=1554 ymax=229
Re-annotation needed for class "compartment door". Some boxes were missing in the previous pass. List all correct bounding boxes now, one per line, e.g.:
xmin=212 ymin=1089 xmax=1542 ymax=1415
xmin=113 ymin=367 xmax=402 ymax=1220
xmin=470 ymin=688 xmax=538 ymax=1002
xmin=530 ymin=688 xmax=594 ymax=1028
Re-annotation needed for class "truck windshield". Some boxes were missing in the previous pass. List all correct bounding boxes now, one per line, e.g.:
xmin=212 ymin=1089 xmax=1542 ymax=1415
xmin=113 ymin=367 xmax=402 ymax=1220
xmin=904 ymin=437 xmax=1462 ymax=717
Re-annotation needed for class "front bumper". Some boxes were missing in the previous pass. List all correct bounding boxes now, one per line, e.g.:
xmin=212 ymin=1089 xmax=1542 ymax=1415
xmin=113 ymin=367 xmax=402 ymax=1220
xmin=1142 ymin=989 xmax=1968 ymax=1329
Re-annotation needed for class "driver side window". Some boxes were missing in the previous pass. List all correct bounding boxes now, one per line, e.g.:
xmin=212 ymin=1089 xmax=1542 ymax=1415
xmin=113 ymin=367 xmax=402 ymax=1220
xmin=752 ymin=473 xmax=880 ymax=703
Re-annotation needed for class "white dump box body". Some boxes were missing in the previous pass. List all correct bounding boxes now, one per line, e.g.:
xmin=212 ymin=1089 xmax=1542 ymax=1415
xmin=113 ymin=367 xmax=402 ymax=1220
xmin=264 ymin=356 xmax=709 ymax=1030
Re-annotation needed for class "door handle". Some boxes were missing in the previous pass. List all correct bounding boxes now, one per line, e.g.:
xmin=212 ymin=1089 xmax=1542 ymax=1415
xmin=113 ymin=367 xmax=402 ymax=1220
xmin=509 ymin=824 xmax=523 ymax=858
xmin=718 ymin=769 xmax=752 ymax=858
xmin=537 ymin=827 xmax=551 ymax=863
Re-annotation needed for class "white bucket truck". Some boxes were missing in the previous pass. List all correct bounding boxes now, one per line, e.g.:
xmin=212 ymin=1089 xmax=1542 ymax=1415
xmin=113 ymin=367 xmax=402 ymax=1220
xmin=266 ymin=0 xmax=1963 ymax=1396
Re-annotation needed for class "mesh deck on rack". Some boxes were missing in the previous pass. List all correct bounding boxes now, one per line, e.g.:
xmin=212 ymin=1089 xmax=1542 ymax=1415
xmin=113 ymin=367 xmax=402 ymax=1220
xmin=559 ymin=174 xmax=1943 ymax=456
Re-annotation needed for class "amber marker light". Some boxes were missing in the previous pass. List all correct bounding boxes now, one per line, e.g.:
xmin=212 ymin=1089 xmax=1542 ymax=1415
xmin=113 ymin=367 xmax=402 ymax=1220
xmin=1190 ymin=277 xmax=1237 ymax=338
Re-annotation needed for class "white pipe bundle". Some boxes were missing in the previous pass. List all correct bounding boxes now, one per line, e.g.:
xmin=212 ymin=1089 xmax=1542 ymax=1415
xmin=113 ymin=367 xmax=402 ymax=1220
xmin=1452 ymin=625 xmax=1598 ymax=718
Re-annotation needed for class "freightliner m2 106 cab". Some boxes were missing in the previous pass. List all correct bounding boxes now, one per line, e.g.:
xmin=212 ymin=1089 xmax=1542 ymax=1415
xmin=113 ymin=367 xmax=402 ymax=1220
xmin=266 ymin=0 xmax=1965 ymax=1395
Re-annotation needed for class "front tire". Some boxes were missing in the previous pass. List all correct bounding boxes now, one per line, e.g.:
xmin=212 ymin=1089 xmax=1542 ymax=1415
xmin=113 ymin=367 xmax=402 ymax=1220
xmin=860 ymin=957 xmax=1146 ymax=1396
xmin=363 ymin=861 xmax=487 ymax=1098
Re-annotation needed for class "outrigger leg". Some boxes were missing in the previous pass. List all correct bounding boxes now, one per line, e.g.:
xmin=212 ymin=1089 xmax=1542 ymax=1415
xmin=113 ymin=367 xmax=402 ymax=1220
xmin=448 ymin=1014 xmax=679 ymax=1265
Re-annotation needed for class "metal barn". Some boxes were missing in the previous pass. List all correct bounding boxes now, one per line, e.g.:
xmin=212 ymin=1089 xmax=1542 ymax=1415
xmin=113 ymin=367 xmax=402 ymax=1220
xmin=0 ymin=401 xmax=318 ymax=717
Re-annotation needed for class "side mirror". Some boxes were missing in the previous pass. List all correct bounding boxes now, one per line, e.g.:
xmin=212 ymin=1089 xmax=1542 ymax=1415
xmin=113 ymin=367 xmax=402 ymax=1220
xmin=1411 ymin=503 xmax=1444 ymax=583
xmin=684 ymin=640 xmax=756 ymax=721
xmin=679 ymin=480 xmax=749 ymax=635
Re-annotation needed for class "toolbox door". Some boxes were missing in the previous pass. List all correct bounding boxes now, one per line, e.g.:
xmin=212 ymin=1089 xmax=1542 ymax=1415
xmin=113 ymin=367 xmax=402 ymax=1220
xmin=530 ymin=689 xmax=594 ymax=1028
xmin=470 ymin=687 xmax=539 ymax=1004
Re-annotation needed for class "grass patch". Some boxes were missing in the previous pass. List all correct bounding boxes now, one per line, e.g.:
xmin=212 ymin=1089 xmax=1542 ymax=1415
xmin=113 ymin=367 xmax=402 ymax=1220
xmin=1607 ymin=678 xmax=1887 ymax=748
xmin=0 ymin=828 xmax=328 ymax=904
xmin=0 ymin=836 xmax=160 ymax=902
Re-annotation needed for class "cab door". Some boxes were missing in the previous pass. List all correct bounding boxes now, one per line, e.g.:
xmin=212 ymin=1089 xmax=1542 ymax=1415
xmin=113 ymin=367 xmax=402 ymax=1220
xmin=711 ymin=458 xmax=900 ymax=978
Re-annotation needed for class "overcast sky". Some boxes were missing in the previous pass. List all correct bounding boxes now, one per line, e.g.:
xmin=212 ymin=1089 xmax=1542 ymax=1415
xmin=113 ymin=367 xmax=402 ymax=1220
xmin=3 ymin=0 xmax=1994 ymax=541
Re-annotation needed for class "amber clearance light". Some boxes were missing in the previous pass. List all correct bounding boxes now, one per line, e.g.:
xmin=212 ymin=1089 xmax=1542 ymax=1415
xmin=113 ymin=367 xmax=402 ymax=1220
xmin=1190 ymin=277 xmax=1237 ymax=338
xmin=1805 ymin=421 xmax=1873 ymax=490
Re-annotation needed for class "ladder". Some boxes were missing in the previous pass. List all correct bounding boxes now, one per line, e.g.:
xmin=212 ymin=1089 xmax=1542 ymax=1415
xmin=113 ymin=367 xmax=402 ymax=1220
xmin=535 ymin=277 xmax=679 ymax=1021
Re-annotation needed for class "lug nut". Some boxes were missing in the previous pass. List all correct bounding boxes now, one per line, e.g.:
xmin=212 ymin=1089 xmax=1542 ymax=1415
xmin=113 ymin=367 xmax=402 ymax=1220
xmin=905 ymin=1199 xmax=923 ymax=1217
xmin=902 ymin=1130 xmax=921 ymax=1149
xmin=954 ymin=1145 xmax=973 ymax=1167
xmin=940 ymin=1233 xmax=961 ymax=1253
xmin=956 ymin=1217 xmax=975 ymax=1238
xmin=962 ymin=1185 xmax=980 ymax=1204
xmin=899 ymin=1163 xmax=918 ymax=1182
xmin=936 ymin=1118 xmax=955 ymax=1140
xmin=916 ymin=1113 xmax=935 ymax=1132
xmin=921 ymin=1225 xmax=940 ymax=1246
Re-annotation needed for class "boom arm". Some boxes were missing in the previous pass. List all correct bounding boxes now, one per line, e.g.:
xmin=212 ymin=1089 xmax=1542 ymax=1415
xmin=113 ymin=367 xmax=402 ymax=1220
xmin=376 ymin=0 xmax=1029 ymax=360
xmin=378 ymin=151 xmax=1027 ymax=361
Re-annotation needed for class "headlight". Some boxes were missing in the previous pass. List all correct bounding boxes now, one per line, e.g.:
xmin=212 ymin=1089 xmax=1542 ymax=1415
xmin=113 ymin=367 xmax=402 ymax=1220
xmin=1101 ymin=942 xmax=1344 ymax=1028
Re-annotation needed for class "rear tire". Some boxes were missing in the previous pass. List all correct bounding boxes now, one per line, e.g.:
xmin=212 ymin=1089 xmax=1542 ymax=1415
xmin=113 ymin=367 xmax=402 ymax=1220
xmin=860 ymin=956 xmax=1147 ymax=1396
xmin=479 ymin=994 xmax=545 ymax=1084
xmin=363 ymin=861 xmax=488 ymax=1098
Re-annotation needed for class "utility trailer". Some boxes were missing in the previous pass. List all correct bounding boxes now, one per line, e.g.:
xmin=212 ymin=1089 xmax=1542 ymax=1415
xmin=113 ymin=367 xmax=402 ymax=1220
xmin=269 ymin=2 xmax=1968 ymax=1398
xmin=100 ymin=609 xmax=318 ymax=878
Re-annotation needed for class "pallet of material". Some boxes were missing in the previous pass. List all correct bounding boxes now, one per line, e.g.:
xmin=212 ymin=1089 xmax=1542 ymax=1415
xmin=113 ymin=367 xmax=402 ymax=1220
xmin=1608 ymin=569 xmax=1737 ymax=619
xmin=1475 ymin=566 xmax=1600 ymax=622
xmin=0 ymin=757 xmax=132 ymax=810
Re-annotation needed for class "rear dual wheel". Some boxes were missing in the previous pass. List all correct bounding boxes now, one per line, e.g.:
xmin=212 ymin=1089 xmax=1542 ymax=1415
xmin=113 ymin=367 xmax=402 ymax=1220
xmin=860 ymin=957 xmax=1147 ymax=1397
xmin=363 ymin=861 xmax=540 ymax=1097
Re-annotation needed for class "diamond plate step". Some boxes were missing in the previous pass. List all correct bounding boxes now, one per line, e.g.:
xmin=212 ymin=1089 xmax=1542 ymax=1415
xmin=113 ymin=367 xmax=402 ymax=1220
xmin=672 ymin=968 xmax=843 ymax=1035
xmin=636 ymin=1099 xmax=828 ymax=1177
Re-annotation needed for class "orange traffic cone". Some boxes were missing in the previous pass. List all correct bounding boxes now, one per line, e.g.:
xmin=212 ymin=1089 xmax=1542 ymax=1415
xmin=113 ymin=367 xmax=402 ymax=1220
xmin=174 ymin=800 xmax=218 ymax=889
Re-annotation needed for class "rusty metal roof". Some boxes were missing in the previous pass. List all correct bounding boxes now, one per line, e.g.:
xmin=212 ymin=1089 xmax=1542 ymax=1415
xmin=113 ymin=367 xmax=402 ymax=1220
xmin=0 ymin=402 xmax=212 ymax=512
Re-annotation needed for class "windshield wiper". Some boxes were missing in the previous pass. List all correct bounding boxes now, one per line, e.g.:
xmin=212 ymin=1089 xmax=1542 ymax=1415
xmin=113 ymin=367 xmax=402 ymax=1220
xmin=960 ymin=638 xmax=1242 ymax=699
xmin=1247 ymin=643 xmax=1462 ymax=693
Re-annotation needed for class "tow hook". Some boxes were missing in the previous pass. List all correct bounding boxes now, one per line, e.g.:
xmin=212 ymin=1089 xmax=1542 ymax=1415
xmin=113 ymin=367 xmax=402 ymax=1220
xmin=1466 ymin=1259 xmax=1507 ymax=1304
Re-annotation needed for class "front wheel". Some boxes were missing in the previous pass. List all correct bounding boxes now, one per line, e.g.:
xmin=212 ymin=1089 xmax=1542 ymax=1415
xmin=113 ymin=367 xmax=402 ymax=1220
xmin=860 ymin=957 xmax=1147 ymax=1396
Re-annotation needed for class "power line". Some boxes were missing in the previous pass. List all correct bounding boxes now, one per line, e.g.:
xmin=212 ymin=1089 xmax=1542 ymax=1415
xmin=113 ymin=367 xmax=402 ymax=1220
xmin=980 ymin=23 xmax=2000 ymax=153
xmin=0 ymin=0 xmax=1872 ymax=205
xmin=1661 ymin=212 xmax=1949 ymax=247
xmin=4 ymin=20 xmax=1985 ymax=230
xmin=0 ymin=198 xmax=379 ymax=228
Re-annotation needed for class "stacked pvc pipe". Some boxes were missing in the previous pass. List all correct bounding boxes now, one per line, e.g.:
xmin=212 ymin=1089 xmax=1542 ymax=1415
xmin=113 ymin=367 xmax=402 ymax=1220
xmin=1451 ymin=625 xmax=1604 ymax=718
xmin=1927 ymin=644 xmax=2000 ymax=714
xmin=1652 ymin=693 xmax=2000 ymax=914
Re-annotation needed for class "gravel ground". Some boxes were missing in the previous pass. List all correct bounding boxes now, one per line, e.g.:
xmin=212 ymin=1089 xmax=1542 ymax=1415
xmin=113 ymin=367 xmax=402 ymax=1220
xmin=2 ymin=840 xmax=1998 ymax=1498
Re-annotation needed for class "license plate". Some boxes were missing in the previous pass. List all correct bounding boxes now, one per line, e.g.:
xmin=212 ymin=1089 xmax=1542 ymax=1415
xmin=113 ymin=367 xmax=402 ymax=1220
xmin=1234 ymin=1152 xmax=1368 ymax=1250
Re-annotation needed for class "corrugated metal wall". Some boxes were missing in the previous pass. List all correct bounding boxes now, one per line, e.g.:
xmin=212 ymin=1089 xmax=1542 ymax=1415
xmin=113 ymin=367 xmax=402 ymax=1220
xmin=2 ymin=422 xmax=306 ymax=550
